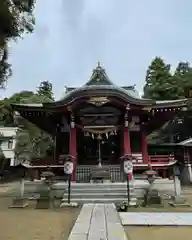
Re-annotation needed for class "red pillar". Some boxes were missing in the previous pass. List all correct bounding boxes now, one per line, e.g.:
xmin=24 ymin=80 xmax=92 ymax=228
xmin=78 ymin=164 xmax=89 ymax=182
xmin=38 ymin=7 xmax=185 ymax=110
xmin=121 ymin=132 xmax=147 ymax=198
xmin=141 ymin=130 xmax=148 ymax=163
xmin=69 ymin=117 xmax=77 ymax=181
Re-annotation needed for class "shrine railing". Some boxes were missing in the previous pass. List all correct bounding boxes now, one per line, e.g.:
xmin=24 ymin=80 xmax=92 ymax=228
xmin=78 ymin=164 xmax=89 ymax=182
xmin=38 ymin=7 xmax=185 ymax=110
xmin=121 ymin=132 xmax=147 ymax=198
xmin=122 ymin=153 xmax=175 ymax=164
xmin=149 ymin=155 xmax=175 ymax=164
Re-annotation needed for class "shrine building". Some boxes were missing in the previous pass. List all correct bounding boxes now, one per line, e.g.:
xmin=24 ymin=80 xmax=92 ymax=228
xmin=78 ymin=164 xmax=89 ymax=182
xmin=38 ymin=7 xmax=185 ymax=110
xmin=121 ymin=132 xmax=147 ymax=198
xmin=11 ymin=63 xmax=189 ymax=182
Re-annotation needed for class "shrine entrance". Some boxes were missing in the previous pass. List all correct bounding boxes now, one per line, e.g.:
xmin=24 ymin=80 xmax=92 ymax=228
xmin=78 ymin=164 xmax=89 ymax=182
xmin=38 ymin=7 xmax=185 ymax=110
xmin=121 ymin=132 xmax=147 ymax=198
xmin=77 ymin=129 xmax=121 ymax=165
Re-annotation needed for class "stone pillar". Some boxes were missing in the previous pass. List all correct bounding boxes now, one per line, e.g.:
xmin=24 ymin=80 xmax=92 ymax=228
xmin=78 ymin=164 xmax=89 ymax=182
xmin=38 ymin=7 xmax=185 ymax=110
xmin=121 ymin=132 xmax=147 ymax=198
xmin=181 ymin=147 xmax=192 ymax=185
xmin=141 ymin=128 xmax=148 ymax=163
xmin=69 ymin=113 xmax=77 ymax=182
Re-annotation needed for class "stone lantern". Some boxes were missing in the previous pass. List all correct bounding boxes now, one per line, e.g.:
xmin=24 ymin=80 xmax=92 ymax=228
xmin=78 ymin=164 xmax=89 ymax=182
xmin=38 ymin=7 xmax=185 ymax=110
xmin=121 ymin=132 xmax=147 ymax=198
xmin=143 ymin=165 xmax=161 ymax=205
xmin=36 ymin=169 xmax=55 ymax=209
xmin=144 ymin=165 xmax=157 ymax=185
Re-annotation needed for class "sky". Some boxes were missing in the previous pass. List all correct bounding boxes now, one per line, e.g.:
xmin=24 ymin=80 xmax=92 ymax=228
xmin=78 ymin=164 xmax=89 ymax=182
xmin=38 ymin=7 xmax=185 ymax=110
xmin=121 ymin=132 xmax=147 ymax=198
xmin=1 ymin=0 xmax=192 ymax=99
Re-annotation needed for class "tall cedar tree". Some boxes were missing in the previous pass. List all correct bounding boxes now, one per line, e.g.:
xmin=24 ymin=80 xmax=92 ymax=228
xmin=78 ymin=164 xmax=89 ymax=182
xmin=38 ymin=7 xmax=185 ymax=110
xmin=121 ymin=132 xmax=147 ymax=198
xmin=143 ymin=57 xmax=174 ymax=100
xmin=37 ymin=81 xmax=54 ymax=101
xmin=172 ymin=62 xmax=192 ymax=98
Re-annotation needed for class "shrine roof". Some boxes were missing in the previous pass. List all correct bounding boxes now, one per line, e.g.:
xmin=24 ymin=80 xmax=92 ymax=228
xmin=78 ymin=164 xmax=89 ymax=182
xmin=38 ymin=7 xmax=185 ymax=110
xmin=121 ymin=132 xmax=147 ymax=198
xmin=64 ymin=85 xmax=140 ymax=99
xmin=11 ymin=63 xmax=189 ymax=110
xmin=50 ymin=63 xmax=153 ymax=106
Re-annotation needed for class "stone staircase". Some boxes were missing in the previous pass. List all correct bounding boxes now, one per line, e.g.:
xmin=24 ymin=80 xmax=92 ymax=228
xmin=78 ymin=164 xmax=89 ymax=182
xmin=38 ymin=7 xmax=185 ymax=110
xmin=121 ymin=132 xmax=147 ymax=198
xmin=60 ymin=182 xmax=137 ymax=204
xmin=24 ymin=178 xmax=177 ymax=204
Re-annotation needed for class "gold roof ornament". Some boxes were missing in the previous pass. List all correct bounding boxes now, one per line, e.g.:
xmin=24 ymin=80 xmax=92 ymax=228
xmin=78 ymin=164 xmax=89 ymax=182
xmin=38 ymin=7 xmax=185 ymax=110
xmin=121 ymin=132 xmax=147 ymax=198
xmin=87 ymin=97 xmax=109 ymax=107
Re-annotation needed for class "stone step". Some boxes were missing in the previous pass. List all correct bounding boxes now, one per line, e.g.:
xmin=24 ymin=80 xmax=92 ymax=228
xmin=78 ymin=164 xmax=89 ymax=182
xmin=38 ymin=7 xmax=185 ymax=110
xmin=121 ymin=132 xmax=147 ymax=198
xmin=63 ymin=188 xmax=134 ymax=193
xmin=62 ymin=198 xmax=128 ymax=203
xmin=62 ymin=193 xmax=135 ymax=200
xmin=68 ymin=192 xmax=128 ymax=197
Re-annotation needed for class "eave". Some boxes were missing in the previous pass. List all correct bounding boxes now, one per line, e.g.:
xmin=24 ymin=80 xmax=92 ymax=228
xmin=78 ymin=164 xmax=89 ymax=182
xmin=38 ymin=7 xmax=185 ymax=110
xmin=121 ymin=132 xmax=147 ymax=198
xmin=43 ymin=85 xmax=155 ymax=108
xmin=11 ymin=104 xmax=57 ymax=134
xmin=153 ymin=99 xmax=187 ymax=108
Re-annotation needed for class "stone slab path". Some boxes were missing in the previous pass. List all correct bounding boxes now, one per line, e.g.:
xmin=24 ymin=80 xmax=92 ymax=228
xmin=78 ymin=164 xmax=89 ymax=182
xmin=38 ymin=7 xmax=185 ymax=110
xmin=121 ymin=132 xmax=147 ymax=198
xmin=120 ymin=212 xmax=192 ymax=226
xmin=68 ymin=203 xmax=128 ymax=240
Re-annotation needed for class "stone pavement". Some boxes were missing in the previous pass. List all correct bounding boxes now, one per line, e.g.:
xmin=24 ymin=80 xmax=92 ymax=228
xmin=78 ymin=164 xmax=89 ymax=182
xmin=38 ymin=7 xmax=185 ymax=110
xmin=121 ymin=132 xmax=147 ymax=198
xmin=68 ymin=203 xmax=128 ymax=240
xmin=120 ymin=212 xmax=192 ymax=226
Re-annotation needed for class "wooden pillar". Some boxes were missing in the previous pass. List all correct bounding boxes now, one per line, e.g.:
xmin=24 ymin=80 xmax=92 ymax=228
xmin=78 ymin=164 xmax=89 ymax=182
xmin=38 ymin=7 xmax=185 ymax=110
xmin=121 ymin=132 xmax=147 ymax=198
xmin=162 ymin=169 xmax=167 ymax=178
xmin=123 ymin=106 xmax=131 ymax=155
xmin=141 ymin=127 xmax=148 ymax=163
xmin=69 ymin=113 xmax=77 ymax=182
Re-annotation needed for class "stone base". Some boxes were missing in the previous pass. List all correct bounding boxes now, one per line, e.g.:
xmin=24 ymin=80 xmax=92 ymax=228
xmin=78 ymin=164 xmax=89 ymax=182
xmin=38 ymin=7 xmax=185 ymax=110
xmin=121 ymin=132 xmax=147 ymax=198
xmin=36 ymin=197 xmax=51 ymax=209
xmin=168 ymin=196 xmax=190 ymax=207
xmin=60 ymin=202 xmax=79 ymax=208
xmin=10 ymin=198 xmax=28 ymax=208
xmin=169 ymin=202 xmax=191 ymax=207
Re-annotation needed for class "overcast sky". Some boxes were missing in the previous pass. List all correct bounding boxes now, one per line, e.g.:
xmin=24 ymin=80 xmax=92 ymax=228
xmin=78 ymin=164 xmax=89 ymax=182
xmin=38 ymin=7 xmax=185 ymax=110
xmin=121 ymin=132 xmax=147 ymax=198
xmin=1 ymin=0 xmax=192 ymax=99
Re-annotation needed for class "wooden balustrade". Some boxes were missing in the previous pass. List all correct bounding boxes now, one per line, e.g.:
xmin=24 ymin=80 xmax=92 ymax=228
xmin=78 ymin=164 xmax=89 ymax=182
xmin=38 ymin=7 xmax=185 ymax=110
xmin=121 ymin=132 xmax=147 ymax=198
xmin=149 ymin=155 xmax=174 ymax=163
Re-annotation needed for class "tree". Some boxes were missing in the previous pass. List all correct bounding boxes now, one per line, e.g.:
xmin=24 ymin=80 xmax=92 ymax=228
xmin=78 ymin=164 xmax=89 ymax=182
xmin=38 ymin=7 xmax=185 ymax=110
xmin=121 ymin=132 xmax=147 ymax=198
xmin=172 ymin=62 xmax=192 ymax=98
xmin=143 ymin=57 xmax=174 ymax=100
xmin=0 ymin=91 xmax=35 ymax=126
xmin=145 ymin=59 xmax=192 ymax=143
xmin=0 ymin=89 xmax=53 ymax=161
xmin=12 ymin=92 xmax=53 ymax=161
xmin=37 ymin=81 xmax=54 ymax=101
xmin=0 ymin=0 xmax=35 ymax=88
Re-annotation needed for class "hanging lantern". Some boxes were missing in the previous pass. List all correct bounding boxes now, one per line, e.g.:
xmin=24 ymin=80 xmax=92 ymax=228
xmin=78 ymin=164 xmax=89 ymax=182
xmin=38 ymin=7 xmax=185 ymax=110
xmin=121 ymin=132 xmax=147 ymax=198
xmin=114 ymin=130 xmax=117 ymax=135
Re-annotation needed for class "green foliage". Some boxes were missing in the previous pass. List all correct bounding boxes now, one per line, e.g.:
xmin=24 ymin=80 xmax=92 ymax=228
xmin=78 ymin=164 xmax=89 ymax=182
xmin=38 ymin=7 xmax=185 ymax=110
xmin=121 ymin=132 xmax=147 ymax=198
xmin=1 ymin=87 xmax=53 ymax=161
xmin=143 ymin=57 xmax=174 ymax=100
xmin=37 ymin=81 xmax=54 ymax=101
xmin=144 ymin=58 xmax=192 ymax=143
xmin=13 ymin=92 xmax=53 ymax=161
xmin=0 ymin=0 xmax=35 ymax=88
xmin=143 ymin=58 xmax=192 ymax=100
